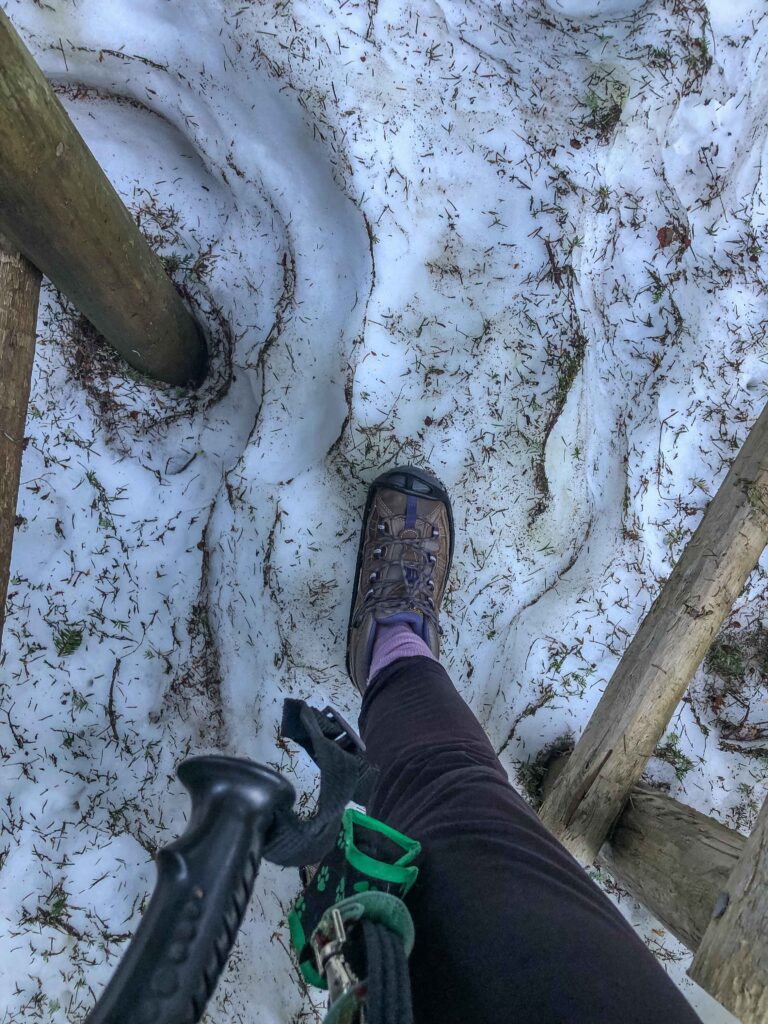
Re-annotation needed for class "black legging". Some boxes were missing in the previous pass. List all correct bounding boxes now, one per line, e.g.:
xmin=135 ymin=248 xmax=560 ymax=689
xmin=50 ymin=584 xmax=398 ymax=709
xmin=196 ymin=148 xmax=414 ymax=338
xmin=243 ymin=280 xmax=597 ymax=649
xmin=359 ymin=656 xmax=701 ymax=1024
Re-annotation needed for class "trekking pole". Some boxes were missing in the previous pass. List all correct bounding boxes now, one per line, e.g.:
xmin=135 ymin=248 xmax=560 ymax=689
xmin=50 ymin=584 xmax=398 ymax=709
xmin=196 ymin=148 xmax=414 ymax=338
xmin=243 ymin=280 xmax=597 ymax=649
xmin=86 ymin=755 xmax=294 ymax=1024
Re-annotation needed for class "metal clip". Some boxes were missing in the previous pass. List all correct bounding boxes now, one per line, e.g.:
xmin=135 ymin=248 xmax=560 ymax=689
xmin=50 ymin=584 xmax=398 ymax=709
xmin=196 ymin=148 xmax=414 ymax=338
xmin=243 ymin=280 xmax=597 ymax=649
xmin=320 ymin=705 xmax=367 ymax=756
xmin=312 ymin=906 xmax=360 ymax=1006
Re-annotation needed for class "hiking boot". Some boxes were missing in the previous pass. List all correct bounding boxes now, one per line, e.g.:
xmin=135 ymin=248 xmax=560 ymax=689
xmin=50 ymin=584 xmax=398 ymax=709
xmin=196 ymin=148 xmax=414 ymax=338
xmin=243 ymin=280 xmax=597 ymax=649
xmin=346 ymin=466 xmax=454 ymax=693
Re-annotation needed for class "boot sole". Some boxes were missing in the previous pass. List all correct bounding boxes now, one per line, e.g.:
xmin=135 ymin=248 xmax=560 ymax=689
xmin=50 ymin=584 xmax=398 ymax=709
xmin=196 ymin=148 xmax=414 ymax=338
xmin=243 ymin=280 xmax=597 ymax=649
xmin=345 ymin=465 xmax=455 ymax=683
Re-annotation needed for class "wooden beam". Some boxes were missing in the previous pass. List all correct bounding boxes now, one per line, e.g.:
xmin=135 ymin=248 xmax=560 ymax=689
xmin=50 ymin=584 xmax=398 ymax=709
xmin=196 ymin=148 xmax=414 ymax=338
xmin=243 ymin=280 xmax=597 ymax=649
xmin=689 ymin=796 xmax=768 ymax=1023
xmin=539 ymin=398 xmax=768 ymax=863
xmin=0 ymin=9 xmax=207 ymax=386
xmin=600 ymin=784 xmax=745 ymax=952
xmin=0 ymin=234 xmax=41 ymax=648
xmin=541 ymin=756 xmax=746 ymax=952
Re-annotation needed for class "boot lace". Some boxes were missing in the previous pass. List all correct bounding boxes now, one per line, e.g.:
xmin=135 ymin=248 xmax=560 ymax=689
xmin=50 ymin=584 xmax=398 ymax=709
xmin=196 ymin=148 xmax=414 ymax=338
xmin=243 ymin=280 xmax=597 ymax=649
xmin=355 ymin=517 xmax=438 ymax=627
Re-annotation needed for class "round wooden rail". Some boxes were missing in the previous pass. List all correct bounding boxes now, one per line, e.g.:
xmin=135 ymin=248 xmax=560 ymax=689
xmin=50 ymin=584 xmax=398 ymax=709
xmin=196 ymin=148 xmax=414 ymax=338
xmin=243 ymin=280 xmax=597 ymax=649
xmin=0 ymin=9 xmax=207 ymax=385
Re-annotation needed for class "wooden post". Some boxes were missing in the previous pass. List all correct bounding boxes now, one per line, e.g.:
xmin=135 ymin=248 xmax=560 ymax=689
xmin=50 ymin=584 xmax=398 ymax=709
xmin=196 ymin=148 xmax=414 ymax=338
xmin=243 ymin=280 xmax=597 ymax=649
xmin=600 ymin=785 xmax=745 ymax=952
xmin=0 ymin=9 xmax=207 ymax=385
xmin=0 ymin=234 xmax=41 ymax=646
xmin=541 ymin=756 xmax=746 ymax=952
xmin=539 ymin=398 xmax=768 ymax=863
xmin=689 ymin=796 xmax=768 ymax=1023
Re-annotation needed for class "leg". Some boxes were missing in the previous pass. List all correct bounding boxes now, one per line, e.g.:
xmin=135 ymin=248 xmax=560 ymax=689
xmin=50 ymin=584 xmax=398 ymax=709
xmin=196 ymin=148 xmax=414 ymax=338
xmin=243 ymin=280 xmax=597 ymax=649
xmin=346 ymin=466 xmax=700 ymax=1023
xmin=360 ymin=656 xmax=702 ymax=1024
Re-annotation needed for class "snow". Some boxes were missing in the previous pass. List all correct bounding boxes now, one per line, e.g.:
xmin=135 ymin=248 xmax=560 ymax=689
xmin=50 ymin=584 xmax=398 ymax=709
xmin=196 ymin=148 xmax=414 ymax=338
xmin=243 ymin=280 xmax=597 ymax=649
xmin=1 ymin=0 xmax=767 ymax=1020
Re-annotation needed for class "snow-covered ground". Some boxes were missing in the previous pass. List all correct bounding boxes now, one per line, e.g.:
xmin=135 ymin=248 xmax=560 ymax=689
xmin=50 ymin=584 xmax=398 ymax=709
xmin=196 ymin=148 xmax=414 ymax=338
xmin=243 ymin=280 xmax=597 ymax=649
xmin=2 ymin=0 xmax=767 ymax=1019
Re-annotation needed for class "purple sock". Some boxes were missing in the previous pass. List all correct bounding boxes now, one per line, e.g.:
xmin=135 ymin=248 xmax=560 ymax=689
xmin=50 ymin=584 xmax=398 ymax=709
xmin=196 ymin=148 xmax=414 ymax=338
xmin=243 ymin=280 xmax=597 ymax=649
xmin=368 ymin=621 xmax=435 ymax=683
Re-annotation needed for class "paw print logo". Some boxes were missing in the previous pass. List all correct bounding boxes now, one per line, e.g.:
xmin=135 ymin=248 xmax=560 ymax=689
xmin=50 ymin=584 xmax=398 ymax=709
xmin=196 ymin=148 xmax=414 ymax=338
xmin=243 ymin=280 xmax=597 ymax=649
xmin=317 ymin=865 xmax=331 ymax=892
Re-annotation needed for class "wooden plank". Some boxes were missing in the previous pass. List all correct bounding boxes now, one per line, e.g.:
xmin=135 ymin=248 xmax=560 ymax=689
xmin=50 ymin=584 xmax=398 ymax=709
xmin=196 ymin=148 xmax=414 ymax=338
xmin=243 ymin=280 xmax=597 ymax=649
xmin=541 ymin=755 xmax=746 ymax=952
xmin=0 ymin=8 xmax=207 ymax=385
xmin=601 ymin=784 xmax=745 ymax=952
xmin=539 ymin=397 xmax=768 ymax=863
xmin=689 ymin=796 xmax=768 ymax=1022
xmin=0 ymin=234 xmax=41 ymax=647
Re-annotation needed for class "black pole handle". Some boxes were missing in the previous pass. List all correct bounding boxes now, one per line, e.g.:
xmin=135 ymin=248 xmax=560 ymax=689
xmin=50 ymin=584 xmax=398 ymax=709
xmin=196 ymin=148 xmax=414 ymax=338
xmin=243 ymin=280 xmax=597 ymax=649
xmin=86 ymin=756 xmax=295 ymax=1024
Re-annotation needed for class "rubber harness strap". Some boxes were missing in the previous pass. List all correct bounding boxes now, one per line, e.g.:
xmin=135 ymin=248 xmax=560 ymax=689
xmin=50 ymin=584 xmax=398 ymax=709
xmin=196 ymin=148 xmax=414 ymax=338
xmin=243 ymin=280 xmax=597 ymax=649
xmin=264 ymin=701 xmax=413 ymax=1024
xmin=363 ymin=919 xmax=413 ymax=1024
xmin=315 ymin=893 xmax=415 ymax=1024
xmin=264 ymin=699 xmax=376 ymax=867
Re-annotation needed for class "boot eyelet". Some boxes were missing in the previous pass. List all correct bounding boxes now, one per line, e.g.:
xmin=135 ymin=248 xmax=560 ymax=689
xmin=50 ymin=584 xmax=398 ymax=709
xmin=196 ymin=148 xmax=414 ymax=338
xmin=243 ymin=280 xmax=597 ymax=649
xmin=428 ymin=554 xmax=436 ymax=564
xmin=365 ymin=588 xmax=374 ymax=599
xmin=369 ymin=572 xmax=378 ymax=583
xmin=373 ymin=547 xmax=383 ymax=558
xmin=428 ymin=597 xmax=435 ymax=607
xmin=432 ymin=527 xmax=440 ymax=538
xmin=378 ymin=522 xmax=387 ymax=534
xmin=427 ymin=580 xmax=434 ymax=590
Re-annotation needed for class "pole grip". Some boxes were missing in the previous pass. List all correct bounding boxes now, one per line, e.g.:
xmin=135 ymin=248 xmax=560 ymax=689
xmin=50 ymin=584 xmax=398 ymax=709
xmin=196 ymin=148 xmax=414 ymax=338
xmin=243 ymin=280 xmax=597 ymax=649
xmin=86 ymin=756 xmax=295 ymax=1024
